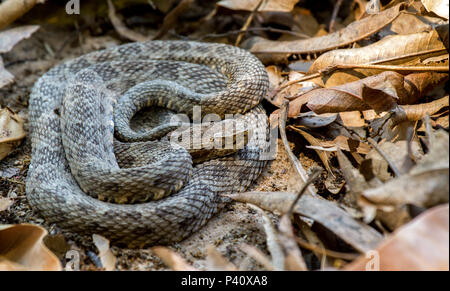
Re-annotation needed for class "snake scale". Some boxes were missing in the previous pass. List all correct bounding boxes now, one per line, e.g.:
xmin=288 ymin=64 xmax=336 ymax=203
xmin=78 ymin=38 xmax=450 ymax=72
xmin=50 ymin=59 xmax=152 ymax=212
xmin=26 ymin=41 xmax=271 ymax=247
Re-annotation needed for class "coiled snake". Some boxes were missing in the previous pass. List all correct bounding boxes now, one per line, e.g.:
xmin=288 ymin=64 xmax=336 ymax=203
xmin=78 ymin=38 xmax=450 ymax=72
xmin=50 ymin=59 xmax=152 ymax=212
xmin=26 ymin=41 xmax=271 ymax=247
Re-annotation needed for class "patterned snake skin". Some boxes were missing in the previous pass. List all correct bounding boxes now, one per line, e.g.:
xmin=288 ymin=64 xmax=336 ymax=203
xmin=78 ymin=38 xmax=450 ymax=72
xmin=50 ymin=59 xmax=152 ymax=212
xmin=26 ymin=41 xmax=271 ymax=247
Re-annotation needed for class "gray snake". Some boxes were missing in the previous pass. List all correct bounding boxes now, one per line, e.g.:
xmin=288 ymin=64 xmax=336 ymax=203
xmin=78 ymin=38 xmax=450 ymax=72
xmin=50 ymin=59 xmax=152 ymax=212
xmin=26 ymin=41 xmax=271 ymax=247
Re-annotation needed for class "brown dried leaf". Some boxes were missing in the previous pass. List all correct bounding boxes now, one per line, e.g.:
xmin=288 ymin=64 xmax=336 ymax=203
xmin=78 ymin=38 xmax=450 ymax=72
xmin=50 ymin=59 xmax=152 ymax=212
xmin=369 ymin=96 xmax=449 ymax=141
xmin=249 ymin=3 xmax=405 ymax=57
xmin=0 ymin=0 xmax=42 ymax=30
xmin=421 ymin=0 xmax=449 ymax=19
xmin=0 ymin=107 xmax=25 ymax=161
xmin=268 ymin=72 xmax=319 ymax=107
xmin=345 ymin=204 xmax=449 ymax=271
xmin=266 ymin=65 xmax=284 ymax=90
xmin=309 ymin=29 xmax=447 ymax=87
xmin=304 ymin=71 xmax=448 ymax=114
xmin=360 ymin=130 xmax=449 ymax=222
xmin=366 ymin=140 xmax=423 ymax=181
xmin=217 ymin=0 xmax=300 ymax=12
xmin=290 ymin=127 xmax=333 ymax=174
xmin=225 ymin=192 xmax=383 ymax=253
xmin=0 ymin=224 xmax=62 ymax=271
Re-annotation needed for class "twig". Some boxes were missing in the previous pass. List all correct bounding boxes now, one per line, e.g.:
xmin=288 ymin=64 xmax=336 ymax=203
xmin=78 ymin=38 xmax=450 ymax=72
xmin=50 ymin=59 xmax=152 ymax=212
xmin=197 ymin=27 xmax=310 ymax=41
xmin=152 ymin=0 xmax=194 ymax=40
xmin=329 ymin=0 xmax=343 ymax=33
xmin=234 ymin=0 xmax=264 ymax=46
xmin=324 ymin=63 xmax=449 ymax=72
xmin=107 ymin=0 xmax=149 ymax=42
xmin=0 ymin=177 xmax=25 ymax=185
xmin=367 ymin=137 xmax=402 ymax=177
xmin=279 ymin=101 xmax=316 ymax=196
xmin=287 ymin=168 xmax=321 ymax=217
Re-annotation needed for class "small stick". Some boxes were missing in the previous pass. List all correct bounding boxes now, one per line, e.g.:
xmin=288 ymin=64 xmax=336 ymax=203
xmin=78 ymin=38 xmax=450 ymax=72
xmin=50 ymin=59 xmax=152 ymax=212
xmin=329 ymin=0 xmax=343 ymax=33
xmin=197 ymin=27 xmax=310 ymax=40
xmin=279 ymin=101 xmax=316 ymax=196
xmin=325 ymin=63 xmax=449 ymax=72
xmin=287 ymin=168 xmax=321 ymax=217
xmin=234 ymin=0 xmax=264 ymax=46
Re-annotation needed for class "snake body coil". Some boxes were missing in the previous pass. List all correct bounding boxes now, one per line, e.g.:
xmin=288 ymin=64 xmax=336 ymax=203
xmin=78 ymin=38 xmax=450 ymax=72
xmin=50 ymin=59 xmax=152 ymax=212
xmin=26 ymin=41 xmax=270 ymax=247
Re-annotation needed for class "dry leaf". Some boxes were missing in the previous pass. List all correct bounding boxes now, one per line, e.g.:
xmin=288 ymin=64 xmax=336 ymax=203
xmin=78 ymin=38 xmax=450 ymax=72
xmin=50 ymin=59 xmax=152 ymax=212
xmin=308 ymin=29 xmax=447 ymax=87
xmin=360 ymin=130 xmax=449 ymax=224
xmin=0 ymin=197 xmax=13 ymax=211
xmin=0 ymin=25 xmax=40 ymax=53
xmin=266 ymin=65 xmax=284 ymax=90
xmin=0 ymin=107 xmax=26 ymax=161
xmin=0 ymin=1 xmax=42 ymax=30
xmin=0 ymin=224 xmax=62 ymax=271
xmin=290 ymin=127 xmax=333 ymax=174
xmin=249 ymin=3 xmax=406 ymax=58
xmin=366 ymin=140 xmax=423 ymax=181
xmin=421 ymin=0 xmax=449 ymax=19
xmin=92 ymin=234 xmax=116 ymax=271
xmin=304 ymin=71 xmax=448 ymax=114
xmin=217 ymin=0 xmax=300 ymax=12
xmin=226 ymin=192 xmax=383 ymax=253
xmin=345 ymin=204 xmax=449 ymax=271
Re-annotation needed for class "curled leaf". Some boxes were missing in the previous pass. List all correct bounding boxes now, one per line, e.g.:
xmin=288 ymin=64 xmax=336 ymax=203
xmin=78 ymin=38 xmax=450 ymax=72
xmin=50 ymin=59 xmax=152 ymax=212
xmin=345 ymin=204 xmax=449 ymax=271
xmin=249 ymin=3 xmax=406 ymax=57
xmin=0 ymin=224 xmax=62 ymax=271
xmin=0 ymin=107 xmax=25 ymax=161
xmin=92 ymin=234 xmax=116 ymax=271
